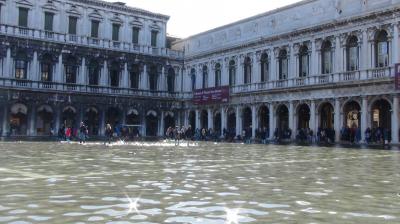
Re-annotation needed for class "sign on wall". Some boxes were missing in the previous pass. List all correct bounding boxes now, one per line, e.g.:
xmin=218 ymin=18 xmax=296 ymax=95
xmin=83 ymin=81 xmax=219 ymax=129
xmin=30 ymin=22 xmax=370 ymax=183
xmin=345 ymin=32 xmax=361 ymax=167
xmin=396 ymin=63 xmax=400 ymax=90
xmin=193 ymin=86 xmax=230 ymax=105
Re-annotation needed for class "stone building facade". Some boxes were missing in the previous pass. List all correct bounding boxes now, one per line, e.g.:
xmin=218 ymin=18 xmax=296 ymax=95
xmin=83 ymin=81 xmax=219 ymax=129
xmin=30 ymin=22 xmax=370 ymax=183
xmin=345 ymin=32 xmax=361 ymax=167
xmin=174 ymin=0 xmax=400 ymax=144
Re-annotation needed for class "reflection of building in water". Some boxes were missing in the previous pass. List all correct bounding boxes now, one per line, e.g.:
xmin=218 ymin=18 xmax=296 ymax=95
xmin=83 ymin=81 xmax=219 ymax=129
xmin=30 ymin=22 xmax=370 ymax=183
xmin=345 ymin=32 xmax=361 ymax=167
xmin=0 ymin=0 xmax=399 ymax=143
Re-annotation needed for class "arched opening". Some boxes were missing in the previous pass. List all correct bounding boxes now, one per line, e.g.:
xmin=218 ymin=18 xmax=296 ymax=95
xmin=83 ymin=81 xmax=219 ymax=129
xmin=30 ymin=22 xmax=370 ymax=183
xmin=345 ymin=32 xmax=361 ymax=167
xmin=375 ymin=30 xmax=389 ymax=68
xmin=40 ymin=54 xmax=54 ymax=82
xmin=106 ymin=107 xmax=121 ymax=128
xmin=36 ymin=105 xmax=53 ymax=135
xmin=109 ymin=61 xmax=120 ymax=87
xmin=277 ymin=105 xmax=289 ymax=139
xmin=321 ymin=40 xmax=333 ymax=74
xmin=299 ymin=46 xmax=309 ymax=77
xmin=126 ymin=109 xmax=140 ymax=125
xmin=190 ymin=68 xmax=196 ymax=91
xmin=188 ymin=111 xmax=196 ymax=129
xmin=346 ymin=36 xmax=359 ymax=71
xmin=297 ymin=104 xmax=310 ymax=129
xmin=62 ymin=106 xmax=77 ymax=128
xmin=64 ymin=55 xmax=78 ymax=84
xmin=278 ymin=49 xmax=288 ymax=80
xmin=200 ymin=110 xmax=208 ymax=129
xmin=146 ymin=111 xmax=158 ymax=136
xmin=130 ymin=64 xmax=140 ymax=89
xmin=215 ymin=63 xmax=221 ymax=87
xmin=227 ymin=108 xmax=236 ymax=140
xmin=149 ymin=65 xmax=158 ymax=91
xmin=213 ymin=111 xmax=221 ymax=135
xmin=244 ymin=57 xmax=252 ymax=84
xmin=167 ymin=68 xmax=175 ymax=93
xmin=242 ymin=107 xmax=252 ymax=133
xmin=164 ymin=112 xmax=175 ymax=134
xmin=343 ymin=101 xmax=361 ymax=129
xmin=9 ymin=103 xmax=28 ymax=135
xmin=84 ymin=107 xmax=99 ymax=136
xmin=202 ymin=66 xmax=208 ymax=89
xmin=14 ymin=50 xmax=28 ymax=80
xmin=371 ymin=99 xmax=391 ymax=130
xmin=258 ymin=105 xmax=269 ymax=129
xmin=88 ymin=59 xmax=100 ymax=86
xmin=229 ymin=60 xmax=236 ymax=86
xmin=260 ymin=53 xmax=269 ymax=82
xmin=319 ymin=102 xmax=334 ymax=129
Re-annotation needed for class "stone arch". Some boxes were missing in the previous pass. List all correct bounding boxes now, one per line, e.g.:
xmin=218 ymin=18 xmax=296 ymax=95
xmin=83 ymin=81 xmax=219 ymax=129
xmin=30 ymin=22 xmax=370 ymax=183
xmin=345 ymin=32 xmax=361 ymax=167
xmin=146 ymin=110 xmax=158 ymax=136
xmin=9 ymin=103 xmax=28 ymax=135
xmin=318 ymin=101 xmax=334 ymax=129
xmin=370 ymin=98 xmax=392 ymax=130
xmin=85 ymin=106 xmax=100 ymax=135
xmin=62 ymin=105 xmax=77 ymax=128
xmin=342 ymin=100 xmax=361 ymax=128
xmin=258 ymin=104 xmax=269 ymax=130
xmin=296 ymin=103 xmax=310 ymax=129
xmin=36 ymin=104 xmax=54 ymax=135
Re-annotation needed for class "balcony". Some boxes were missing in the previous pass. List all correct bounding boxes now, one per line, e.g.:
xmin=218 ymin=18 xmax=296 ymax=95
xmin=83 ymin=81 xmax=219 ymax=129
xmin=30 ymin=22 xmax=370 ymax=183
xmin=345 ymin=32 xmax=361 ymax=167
xmin=230 ymin=67 xmax=393 ymax=95
xmin=0 ymin=24 xmax=184 ymax=60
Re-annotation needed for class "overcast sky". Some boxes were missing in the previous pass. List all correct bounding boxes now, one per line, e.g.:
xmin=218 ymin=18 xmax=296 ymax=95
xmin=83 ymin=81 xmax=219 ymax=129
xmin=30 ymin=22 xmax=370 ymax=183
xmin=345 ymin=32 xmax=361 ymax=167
xmin=105 ymin=0 xmax=301 ymax=38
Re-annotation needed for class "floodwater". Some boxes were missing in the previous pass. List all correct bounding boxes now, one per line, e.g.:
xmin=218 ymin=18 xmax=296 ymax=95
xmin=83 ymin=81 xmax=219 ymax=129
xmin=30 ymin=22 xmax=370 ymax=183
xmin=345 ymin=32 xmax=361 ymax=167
xmin=0 ymin=141 xmax=399 ymax=224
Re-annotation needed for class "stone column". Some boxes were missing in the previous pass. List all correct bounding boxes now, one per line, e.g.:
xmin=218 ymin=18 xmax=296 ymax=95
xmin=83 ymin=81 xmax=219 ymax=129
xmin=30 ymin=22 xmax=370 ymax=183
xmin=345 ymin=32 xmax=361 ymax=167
xmin=100 ymin=108 xmax=106 ymax=136
xmin=253 ymin=54 xmax=260 ymax=83
xmin=2 ymin=106 xmax=8 ymax=137
xmin=4 ymin=48 xmax=11 ymax=77
xmin=28 ymin=106 xmax=36 ymax=136
xmin=141 ymin=64 xmax=147 ymax=90
xmin=334 ymin=99 xmax=341 ymax=142
xmin=289 ymin=44 xmax=295 ymax=79
xmin=392 ymin=95 xmax=399 ymax=144
xmin=195 ymin=109 xmax=200 ymax=130
xmin=361 ymin=30 xmax=369 ymax=70
xmin=311 ymin=40 xmax=317 ymax=75
xmin=54 ymin=105 xmax=61 ymax=135
xmin=184 ymin=110 xmax=189 ymax=127
xmin=393 ymin=24 xmax=399 ymax=65
xmin=160 ymin=66 xmax=165 ymax=91
xmin=122 ymin=62 xmax=129 ymax=88
xmin=207 ymin=108 xmax=213 ymax=130
xmin=269 ymin=104 xmax=274 ymax=139
xmin=102 ymin=60 xmax=108 ymax=86
xmin=335 ymin=36 xmax=342 ymax=73
xmin=361 ymin=97 xmax=368 ymax=143
xmin=160 ymin=111 xmax=165 ymax=136
xmin=141 ymin=112 xmax=146 ymax=137
xmin=251 ymin=105 xmax=257 ymax=138
xmin=289 ymin=101 xmax=294 ymax=139
xmin=31 ymin=51 xmax=38 ymax=81
xmin=221 ymin=107 xmax=227 ymax=135
xmin=310 ymin=101 xmax=316 ymax=133
xmin=271 ymin=50 xmax=277 ymax=81
xmin=236 ymin=106 xmax=242 ymax=136
xmin=56 ymin=54 xmax=63 ymax=83
xmin=79 ymin=57 xmax=86 ymax=85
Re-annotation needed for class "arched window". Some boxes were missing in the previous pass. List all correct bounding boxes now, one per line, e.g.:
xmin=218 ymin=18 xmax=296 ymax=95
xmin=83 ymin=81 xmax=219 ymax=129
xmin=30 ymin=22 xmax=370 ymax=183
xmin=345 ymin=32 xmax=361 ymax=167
xmin=321 ymin=41 xmax=333 ymax=74
xmin=109 ymin=62 xmax=120 ymax=87
xmin=88 ymin=60 xmax=100 ymax=86
xmin=167 ymin=68 xmax=175 ymax=93
xmin=278 ymin=50 xmax=288 ymax=80
xmin=130 ymin=64 xmax=140 ymax=89
xmin=15 ymin=50 xmax=28 ymax=80
xmin=260 ymin=53 xmax=269 ymax=82
xmin=190 ymin=68 xmax=196 ymax=90
xmin=65 ymin=56 xmax=77 ymax=84
xmin=229 ymin=60 xmax=236 ymax=86
xmin=346 ymin=36 xmax=359 ymax=71
xmin=244 ymin=57 xmax=251 ymax=84
xmin=299 ymin=46 xmax=309 ymax=77
xmin=41 ymin=54 xmax=53 ymax=82
xmin=215 ymin=63 xmax=221 ymax=87
xmin=375 ymin=30 xmax=389 ymax=68
xmin=149 ymin=65 xmax=158 ymax=91
xmin=202 ymin=65 xmax=208 ymax=89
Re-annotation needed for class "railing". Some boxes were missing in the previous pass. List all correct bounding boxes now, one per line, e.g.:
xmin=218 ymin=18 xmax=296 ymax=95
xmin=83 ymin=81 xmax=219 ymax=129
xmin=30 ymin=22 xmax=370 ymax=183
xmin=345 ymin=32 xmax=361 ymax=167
xmin=0 ymin=24 xmax=184 ymax=60
xmin=230 ymin=67 xmax=393 ymax=94
xmin=0 ymin=77 xmax=193 ymax=99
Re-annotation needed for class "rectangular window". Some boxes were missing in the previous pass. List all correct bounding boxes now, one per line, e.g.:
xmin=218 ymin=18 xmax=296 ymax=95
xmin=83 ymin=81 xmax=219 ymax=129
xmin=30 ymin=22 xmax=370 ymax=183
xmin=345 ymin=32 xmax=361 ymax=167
xmin=44 ymin=12 xmax=54 ymax=31
xmin=18 ymin=8 xmax=29 ymax=27
xmin=91 ymin=20 xmax=99 ymax=38
xmin=68 ymin=17 xmax=78 ymax=35
xmin=229 ymin=67 xmax=236 ymax=86
xmin=112 ymin=24 xmax=120 ymax=41
xmin=377 ymin=42 xmax=389 ymax=67
xmin=65 ymin=66 xmax=76 ymax=83
xmin=15 ymin=60 xmax=27 ymax=79
xmin=323 ymin=51 xmax=332 ymax=74
xmin=151 ymin=30 xmax=158 ymax=47
xmin=41 ymin=63 xmax=52 ymax=82
xmin=300 ymin=55 xmax=309 ymax=77
xmin=132 ymin=27 xmax=140 ymax=44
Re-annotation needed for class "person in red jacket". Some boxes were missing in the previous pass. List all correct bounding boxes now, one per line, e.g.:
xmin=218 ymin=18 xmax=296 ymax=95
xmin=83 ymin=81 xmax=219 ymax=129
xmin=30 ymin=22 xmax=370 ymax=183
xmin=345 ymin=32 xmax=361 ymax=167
xmin=65 ymin=127 xmax=72 ymax=142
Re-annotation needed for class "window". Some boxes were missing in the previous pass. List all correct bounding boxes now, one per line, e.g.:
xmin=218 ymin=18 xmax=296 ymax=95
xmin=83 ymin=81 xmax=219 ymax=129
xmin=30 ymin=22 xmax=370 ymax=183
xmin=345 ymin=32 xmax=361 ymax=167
xmin=190 ymin=68 xmax=196 ymax=90
xmin=41 ymin=55 xmax=53 ymax=82
xmin=299 ymin=46 xmax=309 ymax=77
xmin=167 ymin=68 xmax=175 ymax=92
xmin=15 ymin=60 xmax=27 ymax=79
xmin=346 ymin=36 xmax=359 ymax=71
xmin=109 ymin=63 xmax=120 ymax=87
xmin=18 ymin=8 xmax=29 ymax=27
xmin=91 ymin=20 xmax=99 ymax=38
xmin=44 ymin=12 xmax=54 ymax=31
xmin=65 ymin=65 xmax=76 ymax=83
xmin=321 ymin=41 xmax=333 ymax=74
xmin=68 ymin=17 xmax=78 ymax=35
xmin=260 ymin=54 xmax=269 ymax=82
xmin=130 ymin=65 xmax=140 ymax=89
xmin=112 ymin=24 xmax=120 ymax=41
xmin=151 ymin=31 xmax=158 ymax=47
xmin=375 ymin=30 xmax=389 ymax=68
xmin=149 ymin=66 xmax=158 ymax=91
xmin=215 ymin=63 xmax=221 ymax=87
xmin=202 ymin=66 xmax=208 ymax=89
xmin=88 ymin=61 xmax=99 ymax=86
xmin=229 ymin=60 xmax=236 ymax=86
xmin=244 ymin=57 xmax=252 ymax=84
xmin=132 ymin=27 xmax=140 ymax=44
xmin=279 ymin=50 xmax=288 ymax=80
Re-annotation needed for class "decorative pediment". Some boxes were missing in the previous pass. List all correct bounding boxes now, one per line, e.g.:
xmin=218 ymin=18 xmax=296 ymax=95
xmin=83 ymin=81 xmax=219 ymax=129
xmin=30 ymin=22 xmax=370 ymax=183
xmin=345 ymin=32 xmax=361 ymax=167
xmin=66 ymin=5 xmax=81 ymax=17
xmin=88 ymin=10 xmax=103 ymax=21
xmin=42 ymin=0 xmax=58 ymax=12
xmin=150 ymin=22 xmax=161 ymax=31
xmin=110 ymin=14 xmax=123 ymax=24
xmin=16 ymin=0 xmax=33 ymax=7
xmin=0 ymin=0 xmax=6 ymax=5
xmin=130 ymin=19 xmax=143 ymax=28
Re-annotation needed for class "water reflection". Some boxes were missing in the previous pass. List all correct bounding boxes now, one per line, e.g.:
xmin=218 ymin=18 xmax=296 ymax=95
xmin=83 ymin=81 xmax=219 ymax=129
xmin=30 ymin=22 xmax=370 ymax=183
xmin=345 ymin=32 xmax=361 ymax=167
xmin=0 ymin=142 xmax=399 ymax=223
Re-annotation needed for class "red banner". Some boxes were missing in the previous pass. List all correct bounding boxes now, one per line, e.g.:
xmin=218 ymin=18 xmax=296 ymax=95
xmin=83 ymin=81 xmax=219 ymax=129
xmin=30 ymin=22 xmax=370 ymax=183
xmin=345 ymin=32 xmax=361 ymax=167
xmin=396 ymin=63 xmax=400 ymax=90
xmin=193 ymin=86 xmax=230 ymax=105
